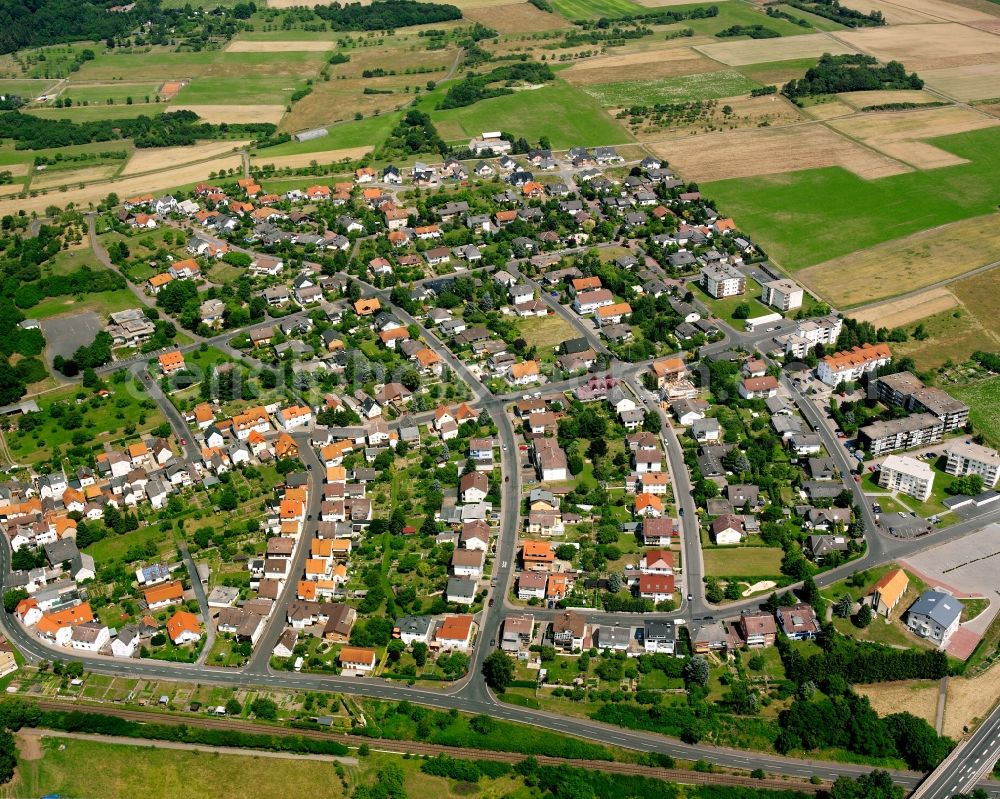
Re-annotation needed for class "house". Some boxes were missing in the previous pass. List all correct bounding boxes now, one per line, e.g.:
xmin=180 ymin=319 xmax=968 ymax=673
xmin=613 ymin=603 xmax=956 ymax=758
xmin=711 ymin=514 xmax=744 ymax=545
xmin=502 ymin=614 xmax=534 ymax=653
xmin=640 ymin=549 xmax=673 ymax=575
xmin=339 ymin=646 xmax=377 ymax=673
xmin=451 ymin=548 xmax=485 ymax=579
xmin=522 ymin=540 xmax=554 ymax=571
xmin=691 ymin=417 xmax=721 ymax=444
xmin=144 ymin=580 xmax=184 ymax=610
xmin=158 ymin=350 xmax=185 ymax=375
xmin=446 ymin=577 xmax=477 ymax=605
xmin=635 ymin=493 xmax=663 ymax=517
xmin=394 ymin=615 xmax=435 ymax=645
xmin=436 ymin=614 xmax=474 ymax=650
xmin=460 ymin=471 xmax=489 ymax=504
xmin=643 ymin=620 xmax=675 ymax=654
xmin=551 ymin=611 xmax=587 ymax=651
xmin=111 ymin=625 xmax=141 ymax=658
xmin=169 ymin=258 xmax=201 ymax=280
xmin=70 ymin=621 xmax=110 ymax=652
xmin=777 ymin=603 xmax=819 ymax=640
xmin=518 ymin=571 xmax=547 ymax=600
xmin=166 ymin=610 xmax=202 ymax=645
xmin=273 ymin=629 xmax=298 ymax=659
xmin=738 ymin=610 xmax=776 ymax=647
xmin=573 ymin=288 xmax=614 ymax=315
xmin=510 ymin=360 xmax=541 ymax=386
xmin=146 ymin=272 xmax=173 ymax=294
xmin=907 ymin=589 xmax=962 ymax=648
xmin=739 ymin=376 xmax=779 ymax=400
xmin=642 ymin=517 xmax=672 ymax=547
xmin=871 ymin=568 xmax=909 ymax=617
xmin=639 ymin=574 xmax=675 ymax=603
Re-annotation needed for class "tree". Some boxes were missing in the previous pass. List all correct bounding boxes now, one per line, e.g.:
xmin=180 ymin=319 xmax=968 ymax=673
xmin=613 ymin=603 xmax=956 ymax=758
xmin=732 ymin=302 xmax=752 ymax=320
xmin=412 ymin=641 xmax=428 ymax=667
xmin=0 ymin=729 xmax=14 ymax=785
xmin=855 ymin=603 xmax=873 ymax=628
xmin=224 ymin=698 xmax=242 ymax=715
xmin=2 ymin=588 xmax=27 ymax=613
xmin=835 ymin=594 xmax=853 ymax=619
xmin=683 ymin=655 xmax=709 ymax=687
xmin=251 ymin=697 xmax=278 ymax=720
xmin=217 ymin=486 xmax=238 ymax=511
xmin=828 ymin=770 xmax=902 ymax=799
xmin=387 ymin=639 xmax=406 ymax=662
xmin=482 ymin=650 xmax=515 ymax=692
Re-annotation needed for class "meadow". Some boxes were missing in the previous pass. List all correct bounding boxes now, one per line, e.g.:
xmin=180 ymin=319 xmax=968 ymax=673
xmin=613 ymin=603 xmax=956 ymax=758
xmin=426 ymin=80 xmax=632 ymax=147
xmin=550 ymin=0 xmax=646 ymax=20
xmin=703 ymin=126 xmax=1000 ymax=271
xmin=702 ymin=546 xmax=785 ymax=578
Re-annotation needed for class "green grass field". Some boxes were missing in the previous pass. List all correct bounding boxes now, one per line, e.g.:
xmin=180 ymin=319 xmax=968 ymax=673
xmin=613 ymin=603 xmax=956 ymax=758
xmin=683 ymin=0 xmax=821 ymax=36
xmin=583 ymin=70 xmax=759 ymax=107
xmin=60 ymin=82 xmax=164 ymax=104
xmin=26 ymin=105 xmax=161 ymax=122
xmin=737 ymin=56 xmax=821 ymax=86
xmin=954 ymin=376 xmax=1000 ymax=449
xmin=429 ymin=80 xmax=631 ymax=148
xmin=551 ymin=0 xmax=646 ymax=20
xmin=0 ymin=78 xmax=60 ymax=97
xmin=703 ymin=127 xmax=1000 ymax=270
xmin=257 ymin=112 xmax=401 ymax=157
xmin=703 ymin=546 xmax=785 ymax=577
xmin=172 ymin=75 xmax=310 ymax=106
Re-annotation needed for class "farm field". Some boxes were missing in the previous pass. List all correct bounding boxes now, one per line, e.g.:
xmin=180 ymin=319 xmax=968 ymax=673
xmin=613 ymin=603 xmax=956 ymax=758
xmin=949 ymin=267 xmax=1000 ymax=341
xmin=922 ymin=63 xmax=1000 ymax=102
xmin=248 ymin=147 xmax=373 ymax=169
xmin=702 ymin=546 xmax=784 ymax=577
xmin=582 ymin=70 xmax=759 ymax=106
xmin=58 ymin=82 xmax=163 ymax=104
xmin=169 ymin=104 xmax=286 ymax=125
xmin=737 ymin=56 xmax=822 ymax=86
xmin=226 ymin=40 xmax=333 ymax=52
xmin=254 ymin=113 xmax=402 ymax=157
xmin=561 ymin=48 xmax=719 ymax=86
xmin=891 ymin=306 xmax=987 ymax=371
xmin=857 ymin=680 xmax=939 ymax=728
xmin=650 ymin=121 xmax=907 ymax=183
xmin=29 ymin=165 xmax=119 ymax=190
xmin=462 ymin=2 xmax=571 ymax=32
xmin=797 ymin=212 xmax=1000 ymax=307
xmin=26 ymin=104 xmax=161 ymax=122
xmin=121 ymin=140 xmax=249 ymax=176
xmin=0 ymin=78 xmax=59 ymax=97
xmin=694 ymin=32 xmax=856 ymax=67
xmin=835 ymin=89 xmax=942 ymax=109
xmin=702 ymin=126 xmax=1000 ymax=271
xmin=850 ymin=287 xmax=959 ymax=329
xmin=834 ymin=22 xmax=1000 ymax=70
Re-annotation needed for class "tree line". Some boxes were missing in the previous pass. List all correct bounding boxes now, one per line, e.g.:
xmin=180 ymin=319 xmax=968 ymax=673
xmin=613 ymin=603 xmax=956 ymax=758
xmin=313 ymin=0 xmax=461 ymax=31
xmin=0 ymin=110 xmax=275 ymax=150
xmin=439 ymin=62 xmax=555 ymax=109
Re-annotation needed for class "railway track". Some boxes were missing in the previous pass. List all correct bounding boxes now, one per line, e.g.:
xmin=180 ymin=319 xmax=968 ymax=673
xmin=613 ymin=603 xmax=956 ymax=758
xmin=31 ymin=700 xmax=822 ymax=794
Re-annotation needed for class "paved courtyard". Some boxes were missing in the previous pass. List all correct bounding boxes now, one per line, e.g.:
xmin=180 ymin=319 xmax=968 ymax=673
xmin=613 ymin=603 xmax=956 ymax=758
xmin=40 ymin=311 xmax=102 ymax=365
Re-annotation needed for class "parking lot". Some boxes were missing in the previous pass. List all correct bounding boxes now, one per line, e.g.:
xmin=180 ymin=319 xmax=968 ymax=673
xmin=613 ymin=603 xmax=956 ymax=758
xmin=40 ymin=311 xmax=102 ymax=365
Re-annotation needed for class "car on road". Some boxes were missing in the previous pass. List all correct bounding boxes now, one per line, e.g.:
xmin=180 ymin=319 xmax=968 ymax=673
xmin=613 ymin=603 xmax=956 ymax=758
xmin=765 ymin=326 xmax=777 ymax=332
xmin=490 ymin=639 xmax=496 ymax=646
xmin=679 ymin=508 xmax=684 ymax=516
xmin=854 ymin=475 xmax=860 ymax=482
xmin=307 ymin=463 xmax=312 ymax=470
xmin=686 ymin=593 xmax=693 ymax=602
xmin=504 ymin=476 xmax=509 ymax=483
xmin=489 ymin=598 xmax=494 ymax=607
xmin=502 ymin=445 xmax=508 ymax=451
xmin=180 ymin=438 xmax=186 ymax=445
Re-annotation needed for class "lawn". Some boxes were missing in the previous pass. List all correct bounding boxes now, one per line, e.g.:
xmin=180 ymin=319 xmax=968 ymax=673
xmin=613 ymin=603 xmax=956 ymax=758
xmin=691 ymin=281 xmax=772 ymax=328
xmin=702 ymin=546 xmax=784 ymax=577
xmin=861 ymin=461 xmax=957 ymax=518
xmin=550 ymin=0 xmax=645 ymax=20
xmin=85 ymin=523 xmax=175 ymax=563
xmin=583 ymin=70 xmax=760 ymax=107
xmin=5 ymin=736 xmax=356 ymax=799
xmin=30 ymin=288 xmax=139 ymax=320
xmin=703 ymin=127 xmax=1000 ymax=271
xmin=954 ymin=376 xmax=1000 ymax=449
xmin=428 ymin=80 xmax=632 ymax=148
xmin=515 ymin=314 xmax=577 ymax=361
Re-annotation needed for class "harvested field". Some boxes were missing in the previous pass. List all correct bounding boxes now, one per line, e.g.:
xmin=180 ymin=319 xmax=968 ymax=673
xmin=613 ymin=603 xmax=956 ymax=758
xmin=168 ymin=104 xmax=286 ymax=125
xmin=836 ymin=89 xmax=942 ymax=109
xmin=850 ymin=286 xmax=958 ymax=327
xmin=827 ymin=105 xmax=998 ymax=167
xmin=856 ymin=0 xmax=998 ymax=23
xmin=738 ymin=57 xmax=823 ymax=86
xmin=2 ymin=163 xmax=28 ymax=177
xmin=0 ymin=154 xmax=243 ymax=217
xmin=250 ymin=146 xmax=372 ymax=168
xmin=30 ymin=165 xmax=118 ymax=190
xmin=923 ymin=63 xmax=1000 ymax=102
xmin=463 ymin=2 xmax=570 ymax=31
xmin=562 ymin=48 xmax=718 ymax=85
xmin=265 ymin=0 xmax=328 ymax=6
xmin=798 ymin=213 xmax=1000 ymax=306
xmin=857 ymin=680 xmax=939 ymax=728
xmin=121 ymin=140 xmax=248 ymax=176
xmin=646 ymin=123 xmax=909 ymax=182
xmin=837 ymin=0 xmax=937 ymax=24
xmin=226 ymin=39 xmax=333 ymax=52
xmin=694 ymin=32 xmax=856 ymax=66
xmin=894 ymin=306 xmax=987 ymax=369
xmin=0 ymin=184 xmax=23 ymax=197
xmin=833 ymin=23 xmax=1000 ymax=69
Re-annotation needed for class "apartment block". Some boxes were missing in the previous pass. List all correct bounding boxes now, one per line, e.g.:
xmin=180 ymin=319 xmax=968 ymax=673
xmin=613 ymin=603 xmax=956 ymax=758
xmin=945 ymin=441 xmax=1000 ymax=488
xmin=878 ymin=454 xmax=934 ymax=501
xmin=859 ymin=413 xmax=943 ymax=456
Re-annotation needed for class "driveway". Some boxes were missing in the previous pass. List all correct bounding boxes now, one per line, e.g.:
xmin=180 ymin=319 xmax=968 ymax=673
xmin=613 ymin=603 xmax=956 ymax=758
xmin=40 ymin=311 xmax=102 ymax=365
